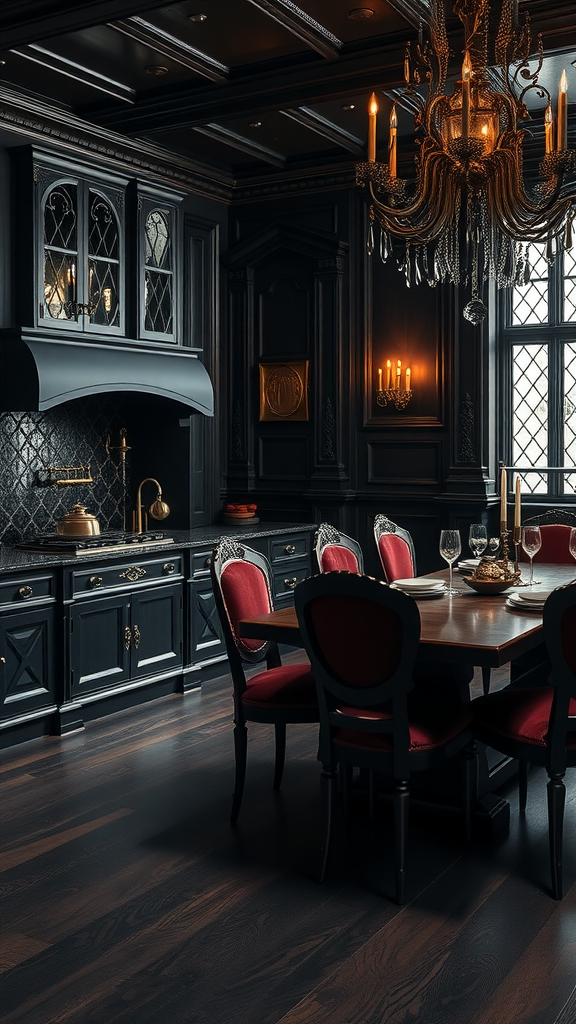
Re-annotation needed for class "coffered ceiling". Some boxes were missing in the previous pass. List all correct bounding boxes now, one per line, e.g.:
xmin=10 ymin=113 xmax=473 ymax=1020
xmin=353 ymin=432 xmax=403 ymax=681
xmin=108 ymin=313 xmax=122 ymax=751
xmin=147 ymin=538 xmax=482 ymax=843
xmin=1 ymin=0 xmax=575 ymax=185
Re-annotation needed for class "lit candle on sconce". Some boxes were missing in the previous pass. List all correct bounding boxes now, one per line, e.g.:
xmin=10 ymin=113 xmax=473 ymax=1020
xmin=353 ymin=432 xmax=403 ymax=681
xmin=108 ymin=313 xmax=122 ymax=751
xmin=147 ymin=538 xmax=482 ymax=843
xmin=389 ymin=105 xmax=397 ymax=178
xmin=378 ymin=367 xmax=383 ymax=391
xmin=557 ymin=70 xmax=568 ymax=151
xmin=461 ymin=51 xmax=471 ymax=140
xmin=367 ymin=92 xmax=378 ymax=162
xmin=406 ymin=367 xmax=411 ymax=391
xmin=545 ymin=104 xmax=554 ymax=154
xmin=386 ymin=359 xmax=392 ymax=387
xmin=396 ymin=359 xmax=401 ymax=389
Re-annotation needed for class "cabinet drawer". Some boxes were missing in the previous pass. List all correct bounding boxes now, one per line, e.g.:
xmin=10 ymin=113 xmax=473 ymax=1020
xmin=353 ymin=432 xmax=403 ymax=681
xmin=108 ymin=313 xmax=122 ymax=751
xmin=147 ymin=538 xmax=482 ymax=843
xmin=269 ymin=534 xmax=309 ymax=563
xmin=0 ymin=573 xmax=55 ymax=609
xmin=272 ymin=561 xmax=310 ymax=605
xmin=191 ymin=549 xmax=214 ymax=579
xmin=68 ymin=554 xmax=184 ymax=597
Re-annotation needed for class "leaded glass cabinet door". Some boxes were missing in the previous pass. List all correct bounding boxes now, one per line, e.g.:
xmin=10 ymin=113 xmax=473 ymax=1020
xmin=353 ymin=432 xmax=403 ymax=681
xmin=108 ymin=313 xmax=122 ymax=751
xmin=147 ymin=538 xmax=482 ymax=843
xmin=138 ymin=190 xmax=182 ymax=344
xmin=37 ymin=166 xmax=126 ymax=336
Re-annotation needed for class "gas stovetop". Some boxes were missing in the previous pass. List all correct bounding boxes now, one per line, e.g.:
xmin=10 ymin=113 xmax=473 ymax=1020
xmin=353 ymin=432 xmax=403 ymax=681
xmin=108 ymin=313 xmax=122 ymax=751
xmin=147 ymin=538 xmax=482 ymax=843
xmin=17 ymin=531 xmax=174 ymax=555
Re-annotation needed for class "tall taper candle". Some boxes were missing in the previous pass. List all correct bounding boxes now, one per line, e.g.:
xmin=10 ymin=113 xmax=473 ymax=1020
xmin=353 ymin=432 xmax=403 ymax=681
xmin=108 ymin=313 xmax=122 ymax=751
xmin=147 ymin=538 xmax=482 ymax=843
xmin=461 ymin=51 xmax=471 ymax=140
xmin=378 ymin=367 xmax=382 ymax=391
xmin=545 ymin=104 xmax=554 ymax=154
xmin=386 ymin=359 xmax=392 ymax=388
xmin=389 ymin=105 xmax=397 ymax=177
xmin=557 ymin=70 xmax=568 ymax=151
xmin=500 ymin=466 xmax=507 ymax=528
xmin=367 ymin=93 xmax=378 ymax=162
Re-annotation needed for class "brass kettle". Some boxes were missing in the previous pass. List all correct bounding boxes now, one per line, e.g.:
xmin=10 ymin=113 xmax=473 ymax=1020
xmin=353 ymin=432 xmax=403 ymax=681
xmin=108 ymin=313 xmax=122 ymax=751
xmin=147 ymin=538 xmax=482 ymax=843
xmin=57 ymin=504 xmax=101 ymax=537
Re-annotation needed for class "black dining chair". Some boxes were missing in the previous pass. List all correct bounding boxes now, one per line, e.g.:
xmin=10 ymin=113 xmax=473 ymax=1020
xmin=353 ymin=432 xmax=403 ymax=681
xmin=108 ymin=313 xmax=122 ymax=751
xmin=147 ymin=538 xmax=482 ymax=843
xmin=472 ymin=581 xmax=576 ymax=899
xmin=295 ymin=570 xmax=476 ymax=904
xmin=211 ymin=537 xmax=318 ymax=824
xmin=373 ymin=514 xmax=417 ymax=583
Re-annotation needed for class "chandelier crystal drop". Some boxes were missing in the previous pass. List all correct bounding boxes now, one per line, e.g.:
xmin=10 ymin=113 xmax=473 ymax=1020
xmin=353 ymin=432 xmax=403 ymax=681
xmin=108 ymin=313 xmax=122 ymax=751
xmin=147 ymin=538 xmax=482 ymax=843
xmin=356 ymin=0 xmax=576 ymax=323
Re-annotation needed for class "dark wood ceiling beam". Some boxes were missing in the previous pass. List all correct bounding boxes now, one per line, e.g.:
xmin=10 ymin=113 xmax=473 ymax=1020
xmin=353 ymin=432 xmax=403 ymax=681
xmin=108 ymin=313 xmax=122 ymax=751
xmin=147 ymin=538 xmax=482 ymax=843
xmin=11 ymin=44 xmax=136 ymax=103
xmin=108 ymin=17 xmax=229 ymax=82
xmin=385 ymin=0 xmax=431 ymax=30
xmin=92 ymin=43 xmax=408 ymax=134
xmin=193 ymin=124 xmax=285 ymax=167
xmin=0 ymin=0 xmax=171 ymax=50
xmin=244 ymin=1 xmax=342 ymax=60
xmin=281 ymin=107 xmax=364 ymax=154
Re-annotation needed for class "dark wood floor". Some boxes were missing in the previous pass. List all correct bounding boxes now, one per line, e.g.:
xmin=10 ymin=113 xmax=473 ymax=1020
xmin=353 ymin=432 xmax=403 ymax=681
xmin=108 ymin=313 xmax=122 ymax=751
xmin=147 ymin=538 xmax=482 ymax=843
xmin=1 ymin=662 xmax=576 ymax=1024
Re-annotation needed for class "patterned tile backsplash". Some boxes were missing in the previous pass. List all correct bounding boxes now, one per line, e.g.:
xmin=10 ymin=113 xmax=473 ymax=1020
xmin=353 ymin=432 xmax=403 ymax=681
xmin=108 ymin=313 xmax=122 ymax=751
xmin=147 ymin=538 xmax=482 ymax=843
xmin=0 ymin=397 xmax=131 ymax=542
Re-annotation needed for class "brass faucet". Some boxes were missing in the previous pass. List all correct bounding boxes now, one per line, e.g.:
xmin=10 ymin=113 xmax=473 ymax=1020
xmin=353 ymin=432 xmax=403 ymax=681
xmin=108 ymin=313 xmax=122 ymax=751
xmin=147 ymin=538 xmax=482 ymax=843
xmin=134 ymin=478 xmax=170 ymax=534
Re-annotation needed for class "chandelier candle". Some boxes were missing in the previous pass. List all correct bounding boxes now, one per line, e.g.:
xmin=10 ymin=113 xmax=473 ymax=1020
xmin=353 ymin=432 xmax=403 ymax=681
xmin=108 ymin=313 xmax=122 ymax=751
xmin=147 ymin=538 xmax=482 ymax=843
xmin=367 ymin=92 xmax=378 ymax=162
xmin=461 ymin=52 xmax=471 ymax=139
xmin=545 ymin=104 xmax=554 ymax=153
xmin=389 ymin=105 xmax=397 ymax=176
xmin=558 ymin=71 xmax=568 ymax=151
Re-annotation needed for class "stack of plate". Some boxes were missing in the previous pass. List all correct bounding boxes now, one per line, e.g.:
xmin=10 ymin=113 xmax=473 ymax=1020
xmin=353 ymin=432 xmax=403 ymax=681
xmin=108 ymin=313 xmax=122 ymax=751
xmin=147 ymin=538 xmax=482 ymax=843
xmin=390 ymin=577 xmax=447 ymax=599
xmin=506 ymin=589 xmax=554 ymax=613
xmin=457 ymin=558 xmax=480 ymax=576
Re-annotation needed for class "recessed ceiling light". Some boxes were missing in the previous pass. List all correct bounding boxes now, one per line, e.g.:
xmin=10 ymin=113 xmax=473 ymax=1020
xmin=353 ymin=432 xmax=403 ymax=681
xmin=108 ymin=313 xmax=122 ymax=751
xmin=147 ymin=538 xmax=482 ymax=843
xmin=146 ymin=65 xmax=168 ymax=75
xmin=249 ymin=122 xmax=262 ymax=128
xmin=342 ymin=104 xmax=355 ymax=111
xmin=347 ymin=7 xmax=375 ymax=19
xmin=189 ymin=13 xmax=207 ymax=21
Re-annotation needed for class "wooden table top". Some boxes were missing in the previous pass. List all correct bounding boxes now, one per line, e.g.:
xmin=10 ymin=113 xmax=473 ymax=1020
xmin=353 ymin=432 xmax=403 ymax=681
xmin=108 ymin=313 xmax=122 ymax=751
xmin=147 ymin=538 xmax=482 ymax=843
xmin=239 ymin=565 xmax=576 ymax=668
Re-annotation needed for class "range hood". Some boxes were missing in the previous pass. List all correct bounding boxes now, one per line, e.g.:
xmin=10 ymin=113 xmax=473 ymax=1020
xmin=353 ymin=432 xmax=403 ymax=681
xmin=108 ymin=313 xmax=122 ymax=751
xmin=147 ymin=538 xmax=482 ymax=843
xmin=0 ymin=332 xmax=214 ymax=415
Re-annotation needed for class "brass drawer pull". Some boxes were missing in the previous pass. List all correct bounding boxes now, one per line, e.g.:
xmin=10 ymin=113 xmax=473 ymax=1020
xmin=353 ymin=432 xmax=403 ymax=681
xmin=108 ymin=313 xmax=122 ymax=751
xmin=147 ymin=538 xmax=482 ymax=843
xmin=133 ymin=624 xmax=141 ymax=649
xmin=119 ymin=566 xmax=147 ymax=582
xmin=89 ymin=575 xmax=103 ymax=589
xmin=284 ymin=577 xmax=299 ymax=589
xmin=204 ymin=555 xmax=212 ymax=568
xmin=124 ymin=625 xmax=131 ymax=651
xmin=163 ymin=562 xmax=175 ymax=575
xmin=285 ymin=544 xmax=296 ymax=555
xmin=0 ymin=657 xmax=5 ymax=665
xmin=18 ymin=585 xmax=33 ymax=599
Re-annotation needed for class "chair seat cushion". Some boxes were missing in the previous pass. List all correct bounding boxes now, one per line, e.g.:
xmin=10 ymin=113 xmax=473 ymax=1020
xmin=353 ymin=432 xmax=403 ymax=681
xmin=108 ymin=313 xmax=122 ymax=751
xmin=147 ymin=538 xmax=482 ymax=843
xmin=242 ymin=662 xmax=317 ymax=709
xmin=473 ymin=687 xmax=576 ymax=748
xmin=332 ymin=698 xmax=472 ymax=752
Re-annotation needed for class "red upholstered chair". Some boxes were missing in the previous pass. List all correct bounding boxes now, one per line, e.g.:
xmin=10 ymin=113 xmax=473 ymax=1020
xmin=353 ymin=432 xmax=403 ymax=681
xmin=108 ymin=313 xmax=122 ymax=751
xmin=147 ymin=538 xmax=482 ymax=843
xmin=518 ymin=510 xmax=576 ymax=564
xmin=211 ymin=538 xmax=318 ymax=824
xmin=373 ymin=514 xmax=417 ymax=582
xmin=314 ymin=523 xmax=364 ymax=574
xmin=294 ymin=571 xmax=475 ymax=904
xmin=472 ymin=582 xmax=576 ymax=899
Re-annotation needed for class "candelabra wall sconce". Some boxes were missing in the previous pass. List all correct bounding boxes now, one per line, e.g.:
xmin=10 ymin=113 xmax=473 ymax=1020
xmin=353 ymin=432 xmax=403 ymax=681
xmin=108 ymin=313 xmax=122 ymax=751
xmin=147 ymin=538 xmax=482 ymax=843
xmin=376 ymin=359 xmax=412 ymax=410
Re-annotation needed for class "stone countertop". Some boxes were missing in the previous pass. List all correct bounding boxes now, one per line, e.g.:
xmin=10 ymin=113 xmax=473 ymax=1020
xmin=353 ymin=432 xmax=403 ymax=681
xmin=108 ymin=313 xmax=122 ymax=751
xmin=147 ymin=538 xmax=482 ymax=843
xmin=0 ymin=523 xmax=317 ymax=574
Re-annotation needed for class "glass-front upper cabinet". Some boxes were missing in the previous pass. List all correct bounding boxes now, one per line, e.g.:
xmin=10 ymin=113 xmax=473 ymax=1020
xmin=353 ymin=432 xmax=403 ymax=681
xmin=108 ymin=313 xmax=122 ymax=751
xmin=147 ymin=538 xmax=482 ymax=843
xmin=137 ymin=184 xmax=183 ymax=345
xmin=39 ymin=170 xmax=126 ymax=336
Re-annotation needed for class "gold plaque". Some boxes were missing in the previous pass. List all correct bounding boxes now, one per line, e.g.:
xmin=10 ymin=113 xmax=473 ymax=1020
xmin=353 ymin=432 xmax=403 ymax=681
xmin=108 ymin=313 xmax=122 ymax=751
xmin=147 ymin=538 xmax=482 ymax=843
xmin=259 ymin=361 xmax=309 ymax=421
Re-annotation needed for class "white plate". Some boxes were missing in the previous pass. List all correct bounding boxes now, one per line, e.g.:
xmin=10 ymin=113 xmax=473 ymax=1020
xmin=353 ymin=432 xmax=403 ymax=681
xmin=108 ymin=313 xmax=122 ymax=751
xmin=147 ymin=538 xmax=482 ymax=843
xmin=392 ymin=577 xmax=445 ymax=591
xmin=515 ymin=589 xmax=554 ymax=604
xmin=507 ymin=593 xmax=544 ymax=612
xmin=458 ymin=559 xmax=480 ymax=569
xmin=391 ymin=583 xmax=447 ymax=599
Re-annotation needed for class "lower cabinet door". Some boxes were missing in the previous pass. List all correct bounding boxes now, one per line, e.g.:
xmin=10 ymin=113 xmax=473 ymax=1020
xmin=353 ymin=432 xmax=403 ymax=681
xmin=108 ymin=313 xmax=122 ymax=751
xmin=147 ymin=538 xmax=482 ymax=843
xmin=70 ymin=595 xmax=131 ymax=697
xmin=0 ymin=605 xmax=55 ymax=722
xmin=130 ymin=583 xmax=182 ymax=680
xmin=189 ymin=579 xmax=225 ymax=666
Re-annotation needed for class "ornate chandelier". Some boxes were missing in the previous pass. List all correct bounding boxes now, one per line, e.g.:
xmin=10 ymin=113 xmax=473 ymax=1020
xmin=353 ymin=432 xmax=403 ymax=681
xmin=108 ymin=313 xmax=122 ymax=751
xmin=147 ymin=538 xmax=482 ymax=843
xmin=356 ymin=0 xmax=576 ymax=323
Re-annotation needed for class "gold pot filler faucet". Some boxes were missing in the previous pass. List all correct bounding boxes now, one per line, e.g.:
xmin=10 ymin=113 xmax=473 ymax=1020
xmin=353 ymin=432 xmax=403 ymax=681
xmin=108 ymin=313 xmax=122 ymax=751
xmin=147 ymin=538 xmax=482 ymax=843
xmin=133 ymin=478 xmax=170 ymax=534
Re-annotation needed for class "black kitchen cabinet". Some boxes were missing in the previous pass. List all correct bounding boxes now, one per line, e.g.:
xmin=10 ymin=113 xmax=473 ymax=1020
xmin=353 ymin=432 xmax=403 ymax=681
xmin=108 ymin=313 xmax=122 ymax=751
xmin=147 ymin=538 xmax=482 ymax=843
xmin=0 ymin=572 xmax=57 ymax=729
xmin=186 ymin=548 xmax=226 ymax=688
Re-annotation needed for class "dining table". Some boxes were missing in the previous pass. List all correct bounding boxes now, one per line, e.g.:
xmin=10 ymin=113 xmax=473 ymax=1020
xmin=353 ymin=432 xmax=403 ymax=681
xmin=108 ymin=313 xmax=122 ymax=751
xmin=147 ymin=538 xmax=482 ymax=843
xmin=238 ymin=563 xmax=576 ymax=837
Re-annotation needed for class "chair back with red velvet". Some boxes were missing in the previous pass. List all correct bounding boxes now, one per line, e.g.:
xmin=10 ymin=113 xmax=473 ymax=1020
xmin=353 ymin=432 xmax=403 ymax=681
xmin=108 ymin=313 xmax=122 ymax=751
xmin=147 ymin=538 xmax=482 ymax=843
xmin=295 ymin=571 xmax=420 ymax=779
xmin=314 ymin=523 xmax=364 ymax=575
xmin=373 ymin=515 xmax=417 ymax=582
xmin=518 ymin=523 xmax=576 ymax=564
xmin=211 ymin=538 xmax=278 ymax=684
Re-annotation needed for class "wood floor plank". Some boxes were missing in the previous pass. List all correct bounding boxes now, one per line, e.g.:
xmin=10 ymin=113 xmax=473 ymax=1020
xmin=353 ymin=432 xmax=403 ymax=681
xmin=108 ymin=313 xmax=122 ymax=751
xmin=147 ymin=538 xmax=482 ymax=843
xmin=1 ymin=808 xmax=133 ymax=872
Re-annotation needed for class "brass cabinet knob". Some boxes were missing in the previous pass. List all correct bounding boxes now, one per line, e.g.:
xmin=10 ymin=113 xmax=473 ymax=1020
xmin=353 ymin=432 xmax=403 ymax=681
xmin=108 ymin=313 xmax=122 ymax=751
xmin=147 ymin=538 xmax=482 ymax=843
xmin=89 ymin=575 xmax=103 ymax=588
xmin=132 ymin=624 xmax=141 ymax=649
xmin=204 ymin=555 xmax=212 ymax=568
xmin=163 ymin=562 xmax=175 ymax=575
xmin=124 ymin=625 xmax=131 ymax=651
xmin=284 ymin=577 xmax=298 ymax=589
xmin=18 ymin=585 xmax=33 ymax=599
xmin=285 ymin=544 xmax=296 ymax=555
xmin=0 ymin=657 xmax=5 ymax=665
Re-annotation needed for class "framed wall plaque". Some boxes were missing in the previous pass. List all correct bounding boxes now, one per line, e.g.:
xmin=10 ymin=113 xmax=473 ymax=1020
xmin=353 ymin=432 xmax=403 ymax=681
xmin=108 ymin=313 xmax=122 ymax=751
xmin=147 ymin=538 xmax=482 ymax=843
xmin=259 ymin=360 xmax=309 ymax=421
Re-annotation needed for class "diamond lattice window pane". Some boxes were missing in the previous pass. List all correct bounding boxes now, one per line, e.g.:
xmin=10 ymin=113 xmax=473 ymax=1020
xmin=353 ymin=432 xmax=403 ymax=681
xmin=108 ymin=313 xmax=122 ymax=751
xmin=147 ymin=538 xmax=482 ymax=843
xmin=145 ymin=211 xmax=171 ymax=270
xmin=512 ymin=342 xmax=548 ymax=493
xmin=512 ymin=244 xmax=549 ymax=326
xmin=43 ymin=252 xmax=77 ymax=321
xmin=563 ymin=248 xmax=576 ymax=323
xmin=89 ymin=258 xmax=120 ymax=327
xmin=144 ymin=270 xmax=173 ymax=334
xmin=563 ymin=341 xmax=576 ymax=492
xmin=89 ymin=192 xmax=119 ymax=261
xmin=44 ymin=184 xmax=77 ymax=250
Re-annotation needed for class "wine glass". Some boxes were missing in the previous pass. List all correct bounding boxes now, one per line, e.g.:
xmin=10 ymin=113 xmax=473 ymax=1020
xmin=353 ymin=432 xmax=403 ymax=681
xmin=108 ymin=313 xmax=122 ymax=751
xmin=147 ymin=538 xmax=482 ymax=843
xmin=440 ymin=529 xmax=461 ymax=596
xmin=521 ymin=525 xmax=542 ymax=586
xmin=469 ymin=524 xmax=487 ymax=559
